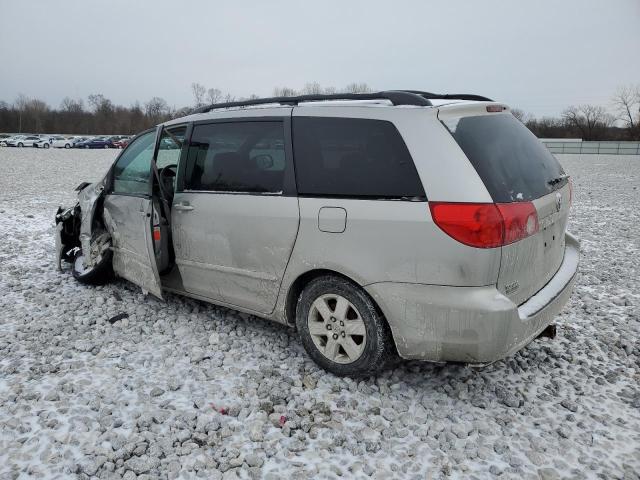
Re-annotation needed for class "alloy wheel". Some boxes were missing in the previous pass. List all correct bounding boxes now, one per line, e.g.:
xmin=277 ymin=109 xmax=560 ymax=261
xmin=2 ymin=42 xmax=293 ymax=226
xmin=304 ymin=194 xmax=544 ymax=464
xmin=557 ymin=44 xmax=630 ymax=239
xmin=307 ymin=294 xmax=366 ymax=364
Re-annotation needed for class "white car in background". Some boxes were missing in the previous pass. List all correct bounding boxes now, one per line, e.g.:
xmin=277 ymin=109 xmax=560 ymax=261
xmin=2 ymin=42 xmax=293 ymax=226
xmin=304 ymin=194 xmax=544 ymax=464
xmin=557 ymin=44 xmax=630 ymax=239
xmin=35 ymin=136 xmax=64 ymax=148
xmin=34 ymin=136 xmax=64 ymax=148
xmin=53 ymin=137 xmax=82 ymax=148
xmin=0 ymin=135 xmax=22 ymax=146
xmin=6 ymin=135 xmax=41 ymax=147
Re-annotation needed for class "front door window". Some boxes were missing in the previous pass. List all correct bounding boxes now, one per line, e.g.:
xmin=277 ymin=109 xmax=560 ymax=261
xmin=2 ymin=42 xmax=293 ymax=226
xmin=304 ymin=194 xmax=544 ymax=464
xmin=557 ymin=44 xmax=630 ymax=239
xmin=112 ymin=131 xmax=155 ymax=195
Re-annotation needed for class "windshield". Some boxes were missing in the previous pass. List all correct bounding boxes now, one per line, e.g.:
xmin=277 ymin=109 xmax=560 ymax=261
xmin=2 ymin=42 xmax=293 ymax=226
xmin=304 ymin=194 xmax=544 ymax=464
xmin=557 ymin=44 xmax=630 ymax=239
xmin=442 ymin=113 xmax=567 ymax=202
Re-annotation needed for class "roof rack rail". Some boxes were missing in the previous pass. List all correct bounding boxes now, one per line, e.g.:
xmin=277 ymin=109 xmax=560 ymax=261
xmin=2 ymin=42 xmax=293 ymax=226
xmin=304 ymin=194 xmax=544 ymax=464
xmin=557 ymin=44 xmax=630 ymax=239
xmin=400 ymin=90 xmax=494 ymax=102
xmin=191 ymin=90 xmax=433 ymax=114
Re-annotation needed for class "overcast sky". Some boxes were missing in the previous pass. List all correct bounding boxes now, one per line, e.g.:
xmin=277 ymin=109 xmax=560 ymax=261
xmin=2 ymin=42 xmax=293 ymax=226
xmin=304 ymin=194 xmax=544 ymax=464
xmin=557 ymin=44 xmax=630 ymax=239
xmin=1 ymin=0 xmax=638 ymax=117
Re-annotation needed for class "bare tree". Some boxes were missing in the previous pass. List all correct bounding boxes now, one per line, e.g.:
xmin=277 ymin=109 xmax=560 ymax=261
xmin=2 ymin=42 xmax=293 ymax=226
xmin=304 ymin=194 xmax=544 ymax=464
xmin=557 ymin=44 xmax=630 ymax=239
xmin=191 ymin=83 xmax=206 ymax=107
xmin=144 ymin=96 xmax=169 ymax=124
xmin=562 ymin=105 xmax=615 ymax=140
xmin=511 ymin=108 xmax=532 ymax=124
xmin=24 ymin=98 xmax=49 ymax=133
xmin=87 ymin=94 xmax=108 ymax=112
xmin=342 ymin=82 xmax=373 ymax=93
xmin=272 ymin=86 xmax=298 ymax=97
xmin=206 ymin=88 xmax=222 ymax=105
xmin=60 ymin=97 xmax=84 ymax=113
xmin=14 ymin=94 xmax=29 ymax=132
xmin=612 ymin=85 xmax=640 ymax=138
xmin=301 ymin=82 xmax=324 ymax=95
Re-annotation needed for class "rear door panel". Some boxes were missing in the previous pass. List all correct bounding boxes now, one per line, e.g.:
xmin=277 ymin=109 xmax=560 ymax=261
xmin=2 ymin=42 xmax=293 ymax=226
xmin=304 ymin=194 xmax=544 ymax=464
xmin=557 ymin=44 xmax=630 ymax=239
xmin=171 ymin=193 xmax=299 ymax=313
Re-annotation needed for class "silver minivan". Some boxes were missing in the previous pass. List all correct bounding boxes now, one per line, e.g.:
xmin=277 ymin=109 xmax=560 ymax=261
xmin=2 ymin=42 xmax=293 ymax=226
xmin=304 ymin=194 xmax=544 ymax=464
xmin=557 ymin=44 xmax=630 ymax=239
xmin=55 ymin=90 xmax=579 ymax=376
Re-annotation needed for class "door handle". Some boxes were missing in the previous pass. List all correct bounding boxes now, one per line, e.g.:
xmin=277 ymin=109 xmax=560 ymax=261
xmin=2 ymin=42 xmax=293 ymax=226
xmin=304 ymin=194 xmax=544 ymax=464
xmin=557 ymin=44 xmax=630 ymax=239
xmin=173 ymin=203 xmax=194 ymax=211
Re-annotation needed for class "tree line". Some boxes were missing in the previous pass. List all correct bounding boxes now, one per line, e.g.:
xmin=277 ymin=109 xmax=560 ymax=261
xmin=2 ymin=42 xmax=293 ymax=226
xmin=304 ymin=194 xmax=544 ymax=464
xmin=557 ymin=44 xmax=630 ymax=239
xmin=514 ymin=84 xmax=640 ymax=141
xmin=1 ymin=83 xmax=638 ymax=140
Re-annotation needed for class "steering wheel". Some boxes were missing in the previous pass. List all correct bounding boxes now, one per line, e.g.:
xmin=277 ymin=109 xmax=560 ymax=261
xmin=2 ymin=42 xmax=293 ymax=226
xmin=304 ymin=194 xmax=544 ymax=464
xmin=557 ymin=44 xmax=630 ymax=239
xmin=159 ymin=164 xmax=177 ymax=194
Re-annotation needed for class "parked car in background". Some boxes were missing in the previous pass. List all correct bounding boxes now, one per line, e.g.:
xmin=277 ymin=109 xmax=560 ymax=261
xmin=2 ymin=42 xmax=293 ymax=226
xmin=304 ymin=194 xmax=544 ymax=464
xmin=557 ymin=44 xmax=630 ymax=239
xmin=7 ymin=135 xmax=41 ymax=147
xmin=53 ymin=137 xmax=80 ymax=148
xmin=0 ymin=134 xmax=19 ymax=146
xmin=113 ymin=138 xmax=130 ymax=149
xmin=34 ymin=137 xmax=53 ymax=148
xmin=75 ymin=137 xmax=114 ymax=149
xmin=54 ymin=90 xmax=579 ymax=376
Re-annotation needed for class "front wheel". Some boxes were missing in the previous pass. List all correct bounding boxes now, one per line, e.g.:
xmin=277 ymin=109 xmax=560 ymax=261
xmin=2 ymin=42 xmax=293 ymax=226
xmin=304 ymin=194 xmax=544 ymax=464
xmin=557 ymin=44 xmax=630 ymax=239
xmin=44 ymin=143 xmax=50 ymax=149
xmin=72 ymin=232 xmax=113 ymax=285
xmin=65 ymin=144 xmax=71 ymax=149
xmin=296 ymin=275 xmax=394 ymax=377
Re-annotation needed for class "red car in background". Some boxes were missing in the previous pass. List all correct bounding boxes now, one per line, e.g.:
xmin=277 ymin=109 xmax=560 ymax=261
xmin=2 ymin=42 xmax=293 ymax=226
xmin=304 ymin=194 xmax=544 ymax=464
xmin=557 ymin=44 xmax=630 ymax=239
xmin=113 ymin=138 xmax=130 ymax=149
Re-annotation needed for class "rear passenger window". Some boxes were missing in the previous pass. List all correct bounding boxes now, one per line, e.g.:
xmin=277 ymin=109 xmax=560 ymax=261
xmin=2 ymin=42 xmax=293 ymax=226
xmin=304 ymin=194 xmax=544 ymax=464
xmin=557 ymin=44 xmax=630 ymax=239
xmin=184 ymin=122 xmax=286 ymax=193
xmin=293 ymin=117 xmax=425 ymax=199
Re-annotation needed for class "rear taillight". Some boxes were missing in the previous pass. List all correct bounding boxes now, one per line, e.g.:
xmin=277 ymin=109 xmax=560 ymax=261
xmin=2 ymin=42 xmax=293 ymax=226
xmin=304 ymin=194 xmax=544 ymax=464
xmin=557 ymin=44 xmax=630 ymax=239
xmin=429 ymin=201 xmax=538 ymax=248
xmin=429 ymin=202 xmax=503 ymax=248
xmin=496 ymin=202 xmax=539 ymax=245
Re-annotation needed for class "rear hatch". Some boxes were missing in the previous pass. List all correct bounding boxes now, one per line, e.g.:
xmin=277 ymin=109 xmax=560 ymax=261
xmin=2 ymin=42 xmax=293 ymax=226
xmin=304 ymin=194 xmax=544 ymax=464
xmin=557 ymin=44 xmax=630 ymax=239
xmin=439 ymin=105 xmax=570 ymax=305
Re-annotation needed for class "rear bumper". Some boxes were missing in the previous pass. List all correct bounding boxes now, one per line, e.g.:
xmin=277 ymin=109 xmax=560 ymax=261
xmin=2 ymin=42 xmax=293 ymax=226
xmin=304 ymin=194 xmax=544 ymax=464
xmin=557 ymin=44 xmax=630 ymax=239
xmin=365 ymin=232 xmax=580 ymax=363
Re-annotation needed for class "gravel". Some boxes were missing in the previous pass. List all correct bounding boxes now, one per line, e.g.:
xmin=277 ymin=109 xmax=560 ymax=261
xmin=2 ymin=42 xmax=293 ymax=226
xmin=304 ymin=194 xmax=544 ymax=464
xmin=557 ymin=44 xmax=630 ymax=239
xmin=0 ymin=148 xmax=639 ymax=479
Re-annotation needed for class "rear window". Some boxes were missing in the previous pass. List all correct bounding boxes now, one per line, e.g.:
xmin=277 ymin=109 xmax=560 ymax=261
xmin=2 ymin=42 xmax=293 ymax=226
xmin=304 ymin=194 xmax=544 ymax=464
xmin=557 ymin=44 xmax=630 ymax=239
xmin=442 ymin=114 xmax=566 ymax=202
xmin=293 ymin=117 xmax=425 ymax=199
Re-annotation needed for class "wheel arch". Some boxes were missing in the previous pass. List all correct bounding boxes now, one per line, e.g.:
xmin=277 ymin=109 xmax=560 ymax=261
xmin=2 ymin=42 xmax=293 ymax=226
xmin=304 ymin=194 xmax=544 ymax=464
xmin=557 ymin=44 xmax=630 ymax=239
xmin=284 ymin=268 xmax=389 ymax=329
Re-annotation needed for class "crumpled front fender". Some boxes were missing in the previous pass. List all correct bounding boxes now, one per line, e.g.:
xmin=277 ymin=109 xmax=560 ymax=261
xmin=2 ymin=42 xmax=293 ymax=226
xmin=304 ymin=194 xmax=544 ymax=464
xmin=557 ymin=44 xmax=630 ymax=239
xmin=77 ymin=180 xmax=107 ymax=265
xmin=55 ymin=176 xmax=108 ymax=270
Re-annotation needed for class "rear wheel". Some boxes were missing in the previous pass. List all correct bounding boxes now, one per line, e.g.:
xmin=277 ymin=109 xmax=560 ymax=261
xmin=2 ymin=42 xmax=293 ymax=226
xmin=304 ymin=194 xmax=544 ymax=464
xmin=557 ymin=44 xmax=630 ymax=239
xmin=65 ymin=144 xmax=71 ymax=149
xmin=17 ymin=142 xmax=23 ymax=147
xmin=104 ymin=144 xmax=109 ymax=149
xmin=72 ymin=231 xmax=113 ymax=285
xmin=296 ymin=275 xmax=394 ymax=377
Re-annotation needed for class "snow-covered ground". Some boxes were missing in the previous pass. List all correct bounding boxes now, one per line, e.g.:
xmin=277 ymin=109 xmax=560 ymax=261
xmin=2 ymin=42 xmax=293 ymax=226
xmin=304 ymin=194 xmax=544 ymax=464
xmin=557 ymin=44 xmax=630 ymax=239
xmin=0 ymin=148 xmax=638 ymax=480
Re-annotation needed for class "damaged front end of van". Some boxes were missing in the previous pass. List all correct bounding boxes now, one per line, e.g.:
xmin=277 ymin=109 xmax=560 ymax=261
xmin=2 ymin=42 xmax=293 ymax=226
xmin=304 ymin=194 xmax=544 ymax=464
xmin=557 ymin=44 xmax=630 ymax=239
xmin=54 ymin=178 xmax=109 ymax=272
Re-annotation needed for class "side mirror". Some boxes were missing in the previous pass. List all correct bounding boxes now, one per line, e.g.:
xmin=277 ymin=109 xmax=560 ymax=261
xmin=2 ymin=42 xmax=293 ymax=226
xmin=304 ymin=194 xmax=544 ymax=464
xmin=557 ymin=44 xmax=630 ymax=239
xmin=253 ymin=154 xmax=274 ymax=170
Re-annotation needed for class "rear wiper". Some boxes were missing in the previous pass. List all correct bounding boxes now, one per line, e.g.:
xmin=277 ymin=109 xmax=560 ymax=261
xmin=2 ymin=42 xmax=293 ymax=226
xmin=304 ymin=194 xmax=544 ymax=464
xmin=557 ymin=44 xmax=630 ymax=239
xmin=548 ymin=174 xmax=569 ymax=187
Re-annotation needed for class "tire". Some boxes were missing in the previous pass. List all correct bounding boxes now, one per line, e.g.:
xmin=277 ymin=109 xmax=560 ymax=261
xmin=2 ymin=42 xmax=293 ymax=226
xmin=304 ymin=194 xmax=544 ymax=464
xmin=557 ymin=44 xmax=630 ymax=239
xmin=296 ymin=275 xmax=394 ymax=377
xmin=65 ymin=144 xmax=70 ymax=149
xmin=72 ymin=231 xmax=113 ymax=285
xmin=17 ymin=142 xmax=23 ymax=147
xmin=44 ymin=143 xmax=50 ymax=149
xmin=104 ymin=144 xmax=109 ymax=149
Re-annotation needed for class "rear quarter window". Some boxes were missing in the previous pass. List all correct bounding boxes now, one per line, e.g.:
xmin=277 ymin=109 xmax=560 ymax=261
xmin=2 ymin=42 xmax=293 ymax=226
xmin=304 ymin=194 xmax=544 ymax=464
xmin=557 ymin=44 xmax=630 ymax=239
xmin=442 ymin=113 xmax=566 ymax=202
xmin=292 ymin=117 xmax=425 ymax=199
